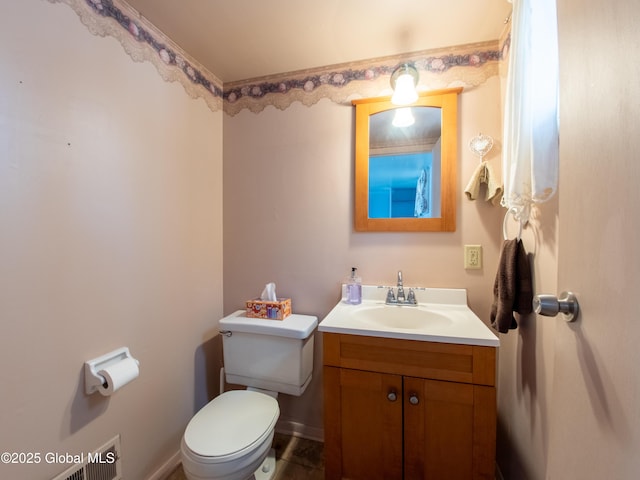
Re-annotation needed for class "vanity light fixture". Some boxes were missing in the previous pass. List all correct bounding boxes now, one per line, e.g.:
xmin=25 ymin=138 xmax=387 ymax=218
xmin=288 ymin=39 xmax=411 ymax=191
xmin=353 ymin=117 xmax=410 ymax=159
xmin=390 ymin=63 xmax=419 ymax=105
xmin=392 ymin=107 xmax=415 ymax=127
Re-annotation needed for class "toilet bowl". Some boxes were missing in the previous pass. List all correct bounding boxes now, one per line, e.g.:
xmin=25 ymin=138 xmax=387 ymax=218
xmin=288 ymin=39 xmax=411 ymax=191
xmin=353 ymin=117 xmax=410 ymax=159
xmin=181 ymin=311 xmax=317 ymax=480
xmin=181 ymin=390 xmax=280 ymax=480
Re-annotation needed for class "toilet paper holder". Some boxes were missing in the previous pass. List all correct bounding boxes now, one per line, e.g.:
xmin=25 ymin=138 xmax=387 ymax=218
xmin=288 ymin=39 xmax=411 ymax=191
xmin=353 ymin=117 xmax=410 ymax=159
xmin=84 ymin=347 xmax=139 ymax=395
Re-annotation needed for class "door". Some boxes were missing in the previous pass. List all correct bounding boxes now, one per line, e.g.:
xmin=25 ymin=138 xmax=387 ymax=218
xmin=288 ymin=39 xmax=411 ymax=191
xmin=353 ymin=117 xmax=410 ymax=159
xmin=546 ymin=2 xmax=640 ymax=477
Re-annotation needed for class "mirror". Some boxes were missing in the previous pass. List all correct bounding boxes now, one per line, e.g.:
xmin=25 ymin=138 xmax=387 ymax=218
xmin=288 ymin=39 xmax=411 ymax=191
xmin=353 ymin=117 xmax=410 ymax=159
xmin=353 ymin=88 xmax=461 ymax=231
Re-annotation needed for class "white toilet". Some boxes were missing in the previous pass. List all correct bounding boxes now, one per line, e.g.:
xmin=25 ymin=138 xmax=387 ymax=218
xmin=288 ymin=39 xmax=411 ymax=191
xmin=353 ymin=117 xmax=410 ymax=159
xmin=181 ymin=310 xmax=318 ymax=480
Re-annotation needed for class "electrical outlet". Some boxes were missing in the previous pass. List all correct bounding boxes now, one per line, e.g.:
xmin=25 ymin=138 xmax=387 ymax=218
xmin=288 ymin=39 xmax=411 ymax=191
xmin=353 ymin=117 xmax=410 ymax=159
xmin=464 ymin=245 xmax=482 ymax=269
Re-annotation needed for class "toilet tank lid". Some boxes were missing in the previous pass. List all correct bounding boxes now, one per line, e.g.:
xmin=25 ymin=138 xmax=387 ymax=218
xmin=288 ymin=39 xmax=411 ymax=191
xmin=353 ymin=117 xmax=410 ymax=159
xmin=219 ymin=311 xmax=318 ymax=339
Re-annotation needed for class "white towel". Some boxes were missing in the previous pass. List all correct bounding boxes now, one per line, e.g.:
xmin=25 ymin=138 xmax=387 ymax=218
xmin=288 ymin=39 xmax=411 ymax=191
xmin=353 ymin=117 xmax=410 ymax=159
xmin=464 ymin=161 xmax=503 ymax=206
xmin=414 ymin=169 xmax=429 ymax=217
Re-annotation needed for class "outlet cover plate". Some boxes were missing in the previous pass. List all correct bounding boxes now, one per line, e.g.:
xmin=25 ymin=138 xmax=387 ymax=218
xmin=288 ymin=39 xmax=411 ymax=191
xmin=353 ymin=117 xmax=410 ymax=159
xmin=464 ymin=245 xmax=482 ymax=269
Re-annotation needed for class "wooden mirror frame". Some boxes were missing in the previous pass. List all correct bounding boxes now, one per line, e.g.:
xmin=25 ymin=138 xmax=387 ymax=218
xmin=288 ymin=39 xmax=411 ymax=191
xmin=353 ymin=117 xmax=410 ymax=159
xmin=353 ymin=88 xmax=462 ymax=232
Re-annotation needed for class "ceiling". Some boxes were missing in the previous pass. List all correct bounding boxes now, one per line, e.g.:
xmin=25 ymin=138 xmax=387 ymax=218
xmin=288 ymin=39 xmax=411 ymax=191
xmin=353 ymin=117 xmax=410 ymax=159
xmin=124 ymin=0 xmax=512 ymax=83
xmin=370 ymin=107 xmax=442 ymax=152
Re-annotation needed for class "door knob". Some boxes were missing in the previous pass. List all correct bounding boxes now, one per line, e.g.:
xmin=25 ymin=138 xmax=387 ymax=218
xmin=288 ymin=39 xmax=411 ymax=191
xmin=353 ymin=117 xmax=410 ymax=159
xmin=533 ymin=291 xmax=579 ymax=322
xmin=387 ymin=391 xmax=397 ymax=402
xmin=409 ymin=394 xmax=420 ymax=405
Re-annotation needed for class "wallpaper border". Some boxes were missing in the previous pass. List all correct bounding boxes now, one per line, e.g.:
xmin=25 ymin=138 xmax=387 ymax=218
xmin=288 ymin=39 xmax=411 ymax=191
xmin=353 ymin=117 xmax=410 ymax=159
xmin=224 ymin=41 xmax=506 ymax=116
xmin=50 ymin=0 xmax=509 ymax=116
xmin=48 ymin=0 xmax=224 ymax=112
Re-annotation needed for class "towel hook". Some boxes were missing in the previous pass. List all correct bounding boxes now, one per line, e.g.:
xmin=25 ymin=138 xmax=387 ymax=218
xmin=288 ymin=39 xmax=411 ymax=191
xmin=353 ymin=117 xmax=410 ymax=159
xmin=469 ymin=133 xmax=494 ymax=162
xmin=503 ymin=208 xmax=523 ymax=240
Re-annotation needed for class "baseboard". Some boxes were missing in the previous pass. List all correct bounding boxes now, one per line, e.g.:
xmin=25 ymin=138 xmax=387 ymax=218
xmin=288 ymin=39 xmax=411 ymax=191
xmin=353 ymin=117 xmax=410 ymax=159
xmin=147 ymin=450 xmax=181 ymax=480
xmin=275 ymin=419 xmax=324 ymax=443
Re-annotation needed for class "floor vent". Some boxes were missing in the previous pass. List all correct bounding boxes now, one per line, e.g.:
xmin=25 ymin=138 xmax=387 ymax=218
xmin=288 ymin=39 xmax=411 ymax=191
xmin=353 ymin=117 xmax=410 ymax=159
xmin=52 ymin=436 xmax=122 ymax=480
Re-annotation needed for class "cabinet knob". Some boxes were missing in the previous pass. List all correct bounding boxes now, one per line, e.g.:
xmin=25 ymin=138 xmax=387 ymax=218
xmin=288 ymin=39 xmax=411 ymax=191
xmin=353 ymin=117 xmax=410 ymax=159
xmin=387 ymin=391 xmax=397 ymax=402
xmin=409 ymin=394 xmax=420 ymax=405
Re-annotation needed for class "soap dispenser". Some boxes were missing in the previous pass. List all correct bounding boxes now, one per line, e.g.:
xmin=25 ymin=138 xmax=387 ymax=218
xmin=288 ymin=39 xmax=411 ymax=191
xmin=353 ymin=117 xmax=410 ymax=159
xmin=345 ymin=267 xmax=362 ymax=305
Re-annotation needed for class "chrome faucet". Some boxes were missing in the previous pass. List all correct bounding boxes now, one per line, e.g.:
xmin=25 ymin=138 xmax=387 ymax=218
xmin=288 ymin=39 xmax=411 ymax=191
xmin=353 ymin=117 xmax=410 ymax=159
xmin=385 ymin=270 xmax=417 ymax=306
xmin=396 ymin=271 xmax=405 ymax=303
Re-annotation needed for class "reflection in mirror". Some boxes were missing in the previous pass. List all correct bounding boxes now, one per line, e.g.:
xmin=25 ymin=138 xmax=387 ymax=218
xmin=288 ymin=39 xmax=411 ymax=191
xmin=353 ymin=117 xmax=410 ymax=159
xmin=368 ymin=106 xmax=442 ymax=219
xmin=353 ymin=88 xmax=462 ymax=232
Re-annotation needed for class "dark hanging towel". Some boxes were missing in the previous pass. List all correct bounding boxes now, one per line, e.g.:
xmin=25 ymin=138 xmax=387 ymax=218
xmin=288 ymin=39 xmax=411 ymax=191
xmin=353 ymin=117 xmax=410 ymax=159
xmin=490 ymin=238 xmax=533 ymax=333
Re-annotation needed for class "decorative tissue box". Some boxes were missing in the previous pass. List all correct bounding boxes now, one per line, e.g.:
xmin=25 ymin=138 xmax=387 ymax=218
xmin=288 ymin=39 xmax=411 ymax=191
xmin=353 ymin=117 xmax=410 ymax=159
xmin=245 ymin=298 xmax=292 ymax=320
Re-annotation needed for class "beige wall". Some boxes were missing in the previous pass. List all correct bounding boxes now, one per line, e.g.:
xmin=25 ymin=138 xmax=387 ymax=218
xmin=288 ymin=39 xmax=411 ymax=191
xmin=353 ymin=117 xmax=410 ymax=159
xmin=495 ymin=197 xmax=558 ymax=479
xmin=223 ymin=79 xmax=506 ymax=436
xmin=10 ymin=2 xmax=637 ymax=479
xmin=493 ymin=19 xmax=560 ymax=480
xmin=0 ymin=2 xmax=223 ymax=479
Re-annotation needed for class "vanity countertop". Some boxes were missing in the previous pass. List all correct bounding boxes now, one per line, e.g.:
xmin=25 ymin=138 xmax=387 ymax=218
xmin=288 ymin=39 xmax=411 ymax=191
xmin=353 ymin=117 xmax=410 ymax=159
xmin=318 ymin=286 xmax=499 ymax=347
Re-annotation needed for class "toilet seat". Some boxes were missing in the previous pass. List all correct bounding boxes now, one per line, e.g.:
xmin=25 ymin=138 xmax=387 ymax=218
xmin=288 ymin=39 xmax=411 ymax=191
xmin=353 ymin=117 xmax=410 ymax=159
xmin=183 ymin=390 xmax=279 ymax=463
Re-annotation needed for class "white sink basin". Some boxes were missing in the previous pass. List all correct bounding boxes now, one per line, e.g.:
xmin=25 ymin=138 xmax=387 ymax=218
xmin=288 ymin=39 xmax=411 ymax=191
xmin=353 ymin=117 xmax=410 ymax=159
xmin=351 ymin=305 xmax=452 ymax=330
xmin=318 ymin=286 xmax=499 ymax=346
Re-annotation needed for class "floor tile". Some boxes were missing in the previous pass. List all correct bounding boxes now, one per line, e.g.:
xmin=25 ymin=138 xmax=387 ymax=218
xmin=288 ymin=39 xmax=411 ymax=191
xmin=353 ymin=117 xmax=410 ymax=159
xmin=170 ymin=433 xmax=324 ymax=479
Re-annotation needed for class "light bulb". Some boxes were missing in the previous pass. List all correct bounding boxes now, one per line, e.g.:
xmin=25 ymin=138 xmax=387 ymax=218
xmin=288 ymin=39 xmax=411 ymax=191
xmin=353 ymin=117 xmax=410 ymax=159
xmin=391 ymin=73 xmax=418 ymax=105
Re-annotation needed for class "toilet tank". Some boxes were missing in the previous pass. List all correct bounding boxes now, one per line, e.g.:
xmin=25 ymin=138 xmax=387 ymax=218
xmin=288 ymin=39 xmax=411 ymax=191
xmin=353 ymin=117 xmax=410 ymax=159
xmin=219 ymin=311 xmax=318 ymax=396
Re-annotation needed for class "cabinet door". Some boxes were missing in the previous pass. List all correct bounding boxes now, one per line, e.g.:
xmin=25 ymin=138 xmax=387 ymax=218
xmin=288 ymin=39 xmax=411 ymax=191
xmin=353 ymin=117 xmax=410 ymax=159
xmin=324 ymin=366 xmax=403 ymax=479
xmin=404 ymin=377 xmax=473 ymax=479
xmin=404 ymin=377 xmax=496 ymax=479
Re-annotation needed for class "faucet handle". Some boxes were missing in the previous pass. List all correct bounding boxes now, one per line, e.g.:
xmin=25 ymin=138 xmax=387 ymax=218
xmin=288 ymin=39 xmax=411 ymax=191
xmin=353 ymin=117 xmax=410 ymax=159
xmin=386 ymin=288 xmax=396 ymax=304
xmin=407 ymin=289 xmax=416 ymax=305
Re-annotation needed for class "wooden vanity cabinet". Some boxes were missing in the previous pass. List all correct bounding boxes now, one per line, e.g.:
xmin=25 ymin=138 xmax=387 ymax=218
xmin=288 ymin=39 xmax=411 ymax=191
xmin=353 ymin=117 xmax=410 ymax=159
xmin=323 ymin=333 xmax=497 ymax=480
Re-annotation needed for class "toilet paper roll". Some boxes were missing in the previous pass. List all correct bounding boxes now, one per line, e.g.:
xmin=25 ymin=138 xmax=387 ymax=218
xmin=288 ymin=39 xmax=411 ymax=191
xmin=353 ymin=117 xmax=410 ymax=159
xmin=97 ymin=357 xmax=139 ymax=396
